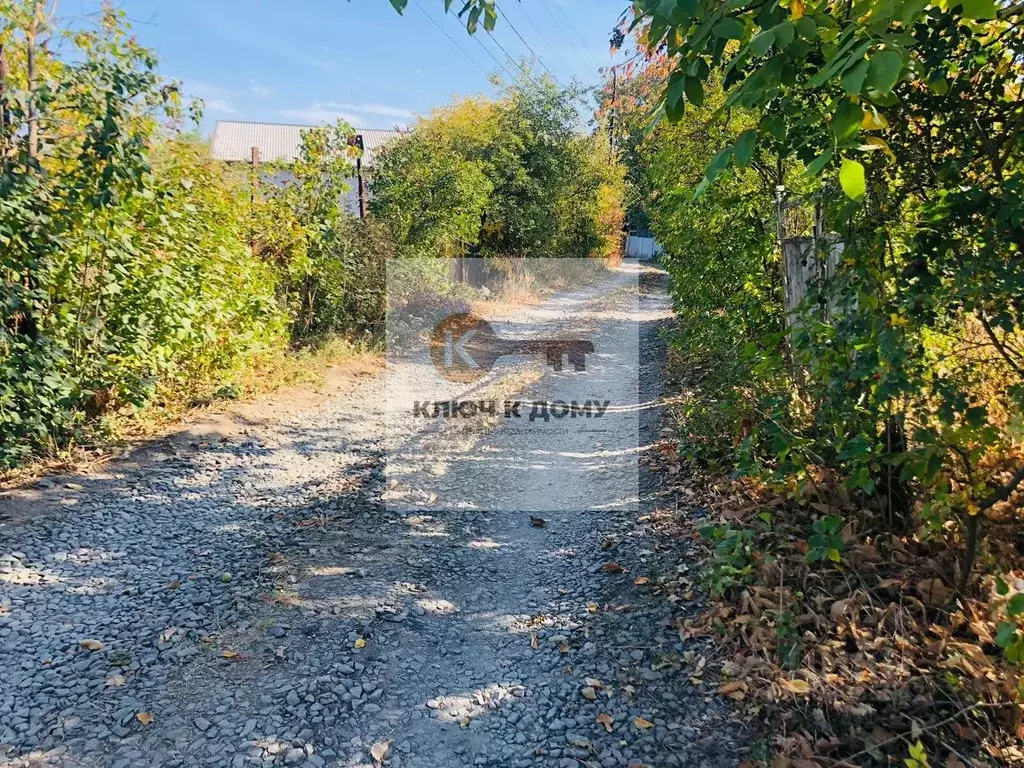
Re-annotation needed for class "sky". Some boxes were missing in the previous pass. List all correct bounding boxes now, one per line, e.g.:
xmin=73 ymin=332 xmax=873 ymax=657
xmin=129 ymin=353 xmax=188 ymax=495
xmin=66 ymin=0 xmax=633 ymax=134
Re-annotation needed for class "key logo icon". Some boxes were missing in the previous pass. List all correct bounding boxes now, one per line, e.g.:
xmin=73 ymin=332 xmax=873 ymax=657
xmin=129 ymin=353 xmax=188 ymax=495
xmin=430 ymin=312 xmax=594 ymax=382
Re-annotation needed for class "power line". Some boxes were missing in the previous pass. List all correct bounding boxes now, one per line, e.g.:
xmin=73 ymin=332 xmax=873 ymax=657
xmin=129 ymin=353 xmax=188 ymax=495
xmin=494 ymin=6 xmax=563 ymax=87
xmin=486 ymin=29 xmax=548 ymax=88
xmin=508 ymin=0 xmax=586 ymax=82
xmin=538 ymin=0 xmax=603 ymax=72
xmin=411 ymin=0 xmax=491 ymax=77
xmin=470 ymin=32 xmax=517 ymax=80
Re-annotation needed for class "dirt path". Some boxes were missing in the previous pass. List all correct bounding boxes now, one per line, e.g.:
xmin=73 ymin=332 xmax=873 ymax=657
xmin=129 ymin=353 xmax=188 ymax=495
xmin=0 ymin=264 xmax=746 ymax=768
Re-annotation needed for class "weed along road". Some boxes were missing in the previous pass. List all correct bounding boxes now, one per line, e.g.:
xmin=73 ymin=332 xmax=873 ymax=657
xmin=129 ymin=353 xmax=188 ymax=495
xmin=0 ymin=263 xmax=745 ymax=768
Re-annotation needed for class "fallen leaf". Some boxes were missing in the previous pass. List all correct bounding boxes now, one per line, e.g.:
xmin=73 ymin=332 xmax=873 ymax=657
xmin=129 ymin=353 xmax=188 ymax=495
xmin=530 ymin=516 xmax=547 ymax=528
xmin=634 ymin=577 xmax=649 ymax=585
xmin=165 ymin=579 xmax=180 ymax=591
xmin=105 ymin=674 xmax=126 ymax=687
xmin=781 ymin=678 xmax=811 ymax=695
xmin=354 ymin=638 xmax=366 ymax=649
xmin=718 ymin=680 xmax=747 ymax=698
xmin=370 ymin=740 xmax=390 ymax=765
xmin=596 ymin=713 xmax=614 ymax=732
xmin=634 ymin=716 xmax=654 ymax=729
xmin=916 ymin=578 xmax=951 ymax=607
xmin=602 ymin=562 xmax=625 ymax=574
xmin=221 ymin=649 xmax=239 ymax=659
xmin=586 ymin=602 xmax=599 ymax=613
xmin=585 ymin=677 xmax=603 ymax=688
xmin=581 ymin=686 xmax=598 ymax=701
xmin=135 ymin=712 xmax=154 ymax=725
xmin=78 ymin=639 xmax=105 ymax=652
xmin=558 ymin=641 xmax=570 ymax=654
xmin=530 ymin=633 xmax=539 ymax=649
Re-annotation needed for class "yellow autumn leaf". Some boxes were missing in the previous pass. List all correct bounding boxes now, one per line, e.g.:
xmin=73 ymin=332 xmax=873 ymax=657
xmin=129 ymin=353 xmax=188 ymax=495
xmin=79 ymin=639 xmax=105 ymax=652
xmin=586 ymin=602 xmax=599 ymax=613
xmin=221 ymin=649 xmax=239 ymax=659
xmin=135 ymin=712 xmax=155 ymax=725
xmin=791 ymin=0 xmax=805 ymax=18
xmin=782 ymin=678 xmax=811 ymax=695
xmin=634 ymin=716 xmax=655 ymax=729
xmin=354 ymin=638 xmax=366 ymax=649
xmin=860 ymin=136 xmax=896 ymax=160
xmin=862 ymin=109 xmax=889 ymax=130
xmin=634 ymin=577 xmax=650 ymax=585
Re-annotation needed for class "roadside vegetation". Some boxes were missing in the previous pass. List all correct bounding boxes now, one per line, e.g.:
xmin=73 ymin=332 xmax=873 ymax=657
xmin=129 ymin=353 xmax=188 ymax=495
xmin=590 ymin=0 xmax=1024 ymax=763
xmin=0 ymin=1 xmax=623 ymax=470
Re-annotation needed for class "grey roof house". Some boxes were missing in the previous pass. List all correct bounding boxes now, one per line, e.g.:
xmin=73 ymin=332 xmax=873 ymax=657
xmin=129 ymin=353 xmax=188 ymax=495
xmin=210 ymin=120 xmax=406 ymax=217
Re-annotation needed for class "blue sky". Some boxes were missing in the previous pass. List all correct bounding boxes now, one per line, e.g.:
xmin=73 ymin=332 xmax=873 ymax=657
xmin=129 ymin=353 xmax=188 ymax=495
xmin=74 ymin=0 xmax=632 ymax=133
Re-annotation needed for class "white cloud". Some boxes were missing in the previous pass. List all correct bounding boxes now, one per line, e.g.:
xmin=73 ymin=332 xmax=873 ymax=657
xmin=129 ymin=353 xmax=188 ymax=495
xmin=202 ymin=99 xmax=241 ymax=116
xmin=279 ymin=101 xmax=415 ymax=127
xmin=248 ymin=80 xmax=272 ymax=98
xmin=325 ymin=102 xmax=416 ymax=120
xmin=278 ymin=104 xmax=362 ymax=125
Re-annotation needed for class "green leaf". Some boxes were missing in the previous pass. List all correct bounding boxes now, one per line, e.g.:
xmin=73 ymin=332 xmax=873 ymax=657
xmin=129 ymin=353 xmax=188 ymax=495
xmin=831 ymin=98 xmax=865 ymax=140
xmin=750 ymin=29 xmax=776 ymax=56
xmin=657 ymin=0 xmax=678 ymax=16
xmin=772 ymin=21 xmax=795 ymax=49
xmin=1009 ymin=593 xmax=1024 ymax=617
xmin=996 ymin=575 xmax=1010 ymax=595
xmin=839 ymin=158 xmax=866 ymax=199
xmin=389 ymin=0 xmax=409 ymax=12
xmin=706 ymin=145 xmax=734 ymax=178
xmin=995 ymin=621 xmax=1018 ymax=649
xmin=483 ymin=4 xmax=497 ymax=31
xmin=898 ymin=0 xmax=929 ymax=25
xmin=684 ymin=75 xmax=705 ymax=107
xmin=733 ymin=129 xmax=758 ymax=166
xmin=713 ymin=17 xmax=746 ymax=39
xmin=840 ymin=58 xmax=870 ymax=94
xmin=866 ymin=49 xmax=903 ymax=94
xmin=762 ymin=114 xmax=786 ymax=141
xmin=805 ymin=149 xmax=834 ymax=176
xmin=795 ymin=15 xmax=818 ymax=39
xmin=960 ymin=0 xmax=998 ymax=18
xmin=666 ymin=93 xmax=686 ymax=122
xmin=927 ymin=73 xmax=950 ymax=95
xmin=666 ymin=72 xmax=687 ymax=109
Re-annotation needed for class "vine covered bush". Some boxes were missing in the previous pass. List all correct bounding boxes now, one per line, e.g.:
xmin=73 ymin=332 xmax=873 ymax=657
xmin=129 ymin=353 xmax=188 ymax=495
xmin=0 ymin=3 xmax=383 ymax=467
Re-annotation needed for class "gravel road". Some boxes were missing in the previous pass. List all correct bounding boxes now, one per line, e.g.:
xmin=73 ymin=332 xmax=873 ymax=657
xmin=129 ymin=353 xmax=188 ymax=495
xmin=0 ymin=264 xmax=745 ymax=768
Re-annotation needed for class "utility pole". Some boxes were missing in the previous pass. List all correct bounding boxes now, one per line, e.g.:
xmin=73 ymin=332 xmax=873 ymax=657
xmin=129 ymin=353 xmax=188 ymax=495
xmin=609 ymin=65 xmax=617 ymax=152
xmin=0 ymin=44 xmax=8 ymax=134
xmin=348 ymin=133 xmax=366 ymax=219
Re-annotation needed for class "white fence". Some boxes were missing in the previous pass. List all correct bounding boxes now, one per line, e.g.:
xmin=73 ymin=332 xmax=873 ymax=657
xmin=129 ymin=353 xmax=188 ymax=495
xmin=624 ymin=235 xmax=664 ymax=260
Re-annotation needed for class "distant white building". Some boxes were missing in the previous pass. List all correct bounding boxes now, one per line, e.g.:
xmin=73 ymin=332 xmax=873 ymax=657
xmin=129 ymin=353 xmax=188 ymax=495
xmin=210 ymin=120 xmax=406 ymax=218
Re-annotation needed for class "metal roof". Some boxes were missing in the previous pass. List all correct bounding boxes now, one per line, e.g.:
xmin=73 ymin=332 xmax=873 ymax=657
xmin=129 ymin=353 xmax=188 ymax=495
xmin=210 ymin=121 xmax=405 ymax=168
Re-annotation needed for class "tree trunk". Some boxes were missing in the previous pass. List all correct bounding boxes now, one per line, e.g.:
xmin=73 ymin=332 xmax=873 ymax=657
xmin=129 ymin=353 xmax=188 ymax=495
xmin=956 ymin=513 xmax=980 ymax=595
xmin=26 ymin=8 xmax=40 ymax=161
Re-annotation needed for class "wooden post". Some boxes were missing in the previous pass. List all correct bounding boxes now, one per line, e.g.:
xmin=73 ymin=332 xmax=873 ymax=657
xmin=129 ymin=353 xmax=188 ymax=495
xmin=356 ymin=155 xmax=366 ymax=220
xmin=0 ymin=44 xmax=8 ymax=134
